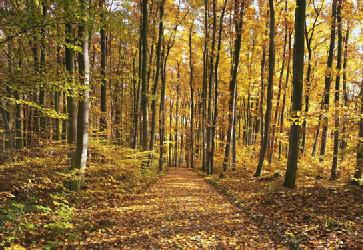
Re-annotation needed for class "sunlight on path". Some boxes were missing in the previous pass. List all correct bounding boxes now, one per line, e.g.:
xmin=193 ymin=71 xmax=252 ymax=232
xmin=81 ymin=168 xmax=277 ymax=249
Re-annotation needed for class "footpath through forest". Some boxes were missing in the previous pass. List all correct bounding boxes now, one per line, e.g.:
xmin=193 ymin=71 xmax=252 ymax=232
xmin=81 ymin=167 xmax=278 ymax=248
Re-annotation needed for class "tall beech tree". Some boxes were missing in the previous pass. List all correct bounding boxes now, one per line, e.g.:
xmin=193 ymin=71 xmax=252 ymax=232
xmin=72 ymin=0 xmax=90 ymax=176
xmin=331 ymin=0 xmax=343 ymax=180
xmin=222 ymin=0 xmax=244 ymax=175
xmin=254 ymin=0 xmax=275 ymax=177
xmin=99 ymin=0 xmax=107 ymax=134
xmin=319 ymin=0 xmax=337 ymax=167
xmin=188 ymin=21 xmax=195 ymax=169
xmin=149 ymin=0 xmax=165 ymax=151
xmin=284 ymin=0 xmax=306 ymax=188
xmin=140 ymin=0 xmax=149 ymax=151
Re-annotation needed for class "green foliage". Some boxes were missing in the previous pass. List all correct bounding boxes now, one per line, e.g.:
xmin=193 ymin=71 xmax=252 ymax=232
xmin=44 ymin=203 xmax=74 ymax=233
xmin=6 ymin=97 xmax=68 ymax=120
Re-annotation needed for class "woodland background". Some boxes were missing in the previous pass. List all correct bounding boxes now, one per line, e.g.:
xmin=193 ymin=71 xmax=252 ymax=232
xmin=0 ymin=0 xmax=362 ymax=248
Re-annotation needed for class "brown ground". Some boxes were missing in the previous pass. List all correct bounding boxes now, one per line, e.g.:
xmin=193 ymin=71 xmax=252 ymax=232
xmin=205 ymin=166 xmax=363 ymax=249
xmin=73 ymin=167 xmax=280 ymax=249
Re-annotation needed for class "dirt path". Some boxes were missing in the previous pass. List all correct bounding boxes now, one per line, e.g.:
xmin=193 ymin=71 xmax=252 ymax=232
xmin=79 ymin=167 xmax=277 ymax=249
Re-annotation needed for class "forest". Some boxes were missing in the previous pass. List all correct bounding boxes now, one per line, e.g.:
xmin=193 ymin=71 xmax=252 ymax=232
xmin=0 ymin=0 xmax=362 ymax=248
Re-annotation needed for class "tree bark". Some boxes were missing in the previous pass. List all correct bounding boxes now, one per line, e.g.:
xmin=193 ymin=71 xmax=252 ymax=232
xmin=65 ymin=21 xmax=77 ymax=144
xmin=284 ymin=0 xmax=306 ymax=188
xmin=140 ymin=0 xmax=149 ymax=151
xmin=100 ymin=0 xmax=107 ymax=134
xmin=188 ymin=22 xmax=195 ymax=168
xmin=149 ymin=0 xmax=165 ymax=150
xmin=255 ymin=0 xmax=275 ymax=177
xmin=331 ymin=0 xmax=343 ymax=180
xmin=222 ymin=0 xmax=244 ymax=175
xmin=72 ymin=0 xmax=90 ymax=182
xmin=319 ymin=0 xmax=337 ymax=166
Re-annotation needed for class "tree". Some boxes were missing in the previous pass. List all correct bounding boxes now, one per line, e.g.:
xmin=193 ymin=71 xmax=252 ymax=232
xmin=319 ymin=0 xmax=337 ymax=167
xmin=254 ymin=0 xmax=275 ymax=177
xmin=72 ymin=0 xmax=90 ymax=183
xmin=65 ymin=12 xmax=77 ymax=144
xmin=149 ymin=0 xmax=165 ymax=150
xmin=283 ymin=0 xmax=306 ymax=188
xmin=188 ymin=21 xmax=195 ymax=168
xmin=222 ymin=0 xmax=244 ymax=175
xmin=99 ymin=0 xmax=107 ymax=134
xmin=140 ymin=0 xmax=149 ymax=151
xmin=331 ymin=0 xmax=343 ymax=180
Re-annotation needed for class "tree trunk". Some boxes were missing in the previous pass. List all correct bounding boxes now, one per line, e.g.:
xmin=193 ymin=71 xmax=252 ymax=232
xmin=268 ymin=0 xmax=288 ymax=165
xmin=189 ymin=22 xmax=195 ymax=168
xmin=100 ymin=0 xmax=107 ymax=134
xmin=222 ymin=0 xmax=244 ymax=175
xmin=65 ymin=21 xmax=77 ymax=144
xmin=283 ymin=0 xmax=306 ymax=188
xmin=319 ymin=0 xmax=337 ymax=167
xmin=149 ymin=0 xmax=165 ymax=150
xmin=174 ymin=62 xmax=180 ymax=167
xmin=72 ymin=0 xmax=90 ymax=186
xmin=54 ymin=37 xmax=61 ymax=141
xmin=210 ymin=0 xmax=227 ymax=173
xmin=39 ymin=2 xmax=47 ymax=134
xmin=255 ymin=0 xmax=275 ymax=177
xmin=331 ymin=0 xmax=343 ymax=180
xmin=140 ymin=0 xmax=149 ymax=151
xmin=159 ymin=45 xmax=166 ymax=171
xmin=202 ymin=0 xmax=209 ymax=172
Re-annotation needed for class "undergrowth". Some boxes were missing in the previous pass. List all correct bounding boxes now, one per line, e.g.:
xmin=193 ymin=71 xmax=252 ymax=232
xmin=0 ymin=141 xmax=161 ymax=248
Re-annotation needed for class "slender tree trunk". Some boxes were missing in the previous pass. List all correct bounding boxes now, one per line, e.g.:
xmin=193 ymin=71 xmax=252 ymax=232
xmin=54 ymin=38 xmax=61 ymax=141
xmin=168 ymin=99 xmax=173 ymax=168
xmin=65 ymin=21 xmax=77 ymax=144
xmin=100 ymin=0 xmax=107 ymax=134
xmin=341 ymin=22 xmax=350 ymax=155
xmin=132 ymin=47 xmax=140 ymax=149
xmin=279 ymin=32 xmax=292 ymax=160
xmin=210 ymin=0 xmax=227 ymax=173
xmin=174 ymin=62 xmax=180 ymax=167
xmin=331 ymin=0 xmax=343 ymax=180
xmin=255 ymin=0 xmax=275 ymax=177
xmin=1 ymin=98 xmax=11 ymax=148
xmin=222 ymin=0 xmax=244 ymax=175
xmin=206 ymin=0 xmax=216 ymax=174
xmin=268 ymin=0 xmax=288 ymax=165
xmin=301 ymin=3 xmax=322 ymax=154
xmin=202 ymin=0 xmax=209 ymax=172
xmin=283 ymin=0 xmax=306 ymax=188
xmin=189 ymin=22 xmax=195 ymax=168
xmin=149 ymin=0 xmax=165 ymax=150
xmin=232 ymin=90 xmax=237 ymax=170
xmin=319 ymin=0 xmax=337 ymax=167
xmin=38 ymin=2 xmax=47 ymax=134
xmin=356 ymin=80 xmax=363 ymax=179
xmin=72 ymin=0 xmax=90 ymax=185
xmin=140 ymin=0 xmax=149 ymax=151
xmin=159 ymin=45 xmax=166 ymax=171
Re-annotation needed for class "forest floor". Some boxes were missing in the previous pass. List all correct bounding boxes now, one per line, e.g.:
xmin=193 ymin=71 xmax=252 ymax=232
xmin=75 ymin=167 xmax=279 ymax=249
xmin=203 ymin=165 xmax=363 ymax=249
xmin=1 ymin=143 xmax=362 ymax=249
